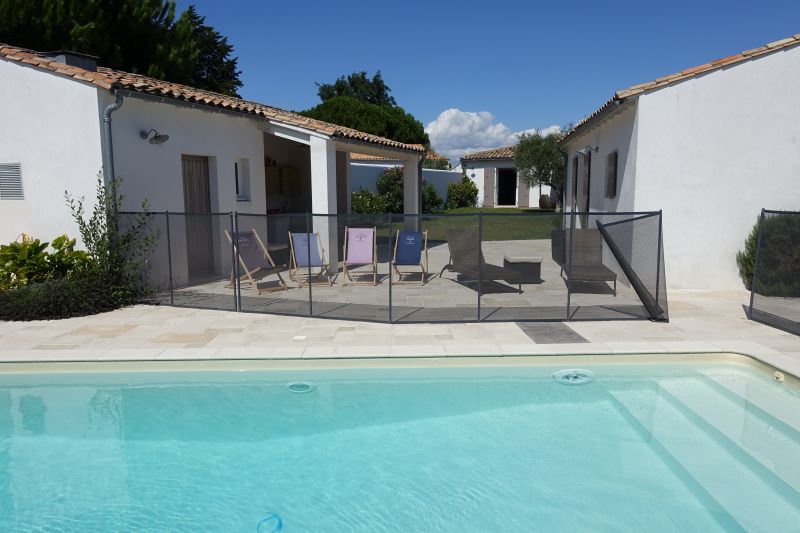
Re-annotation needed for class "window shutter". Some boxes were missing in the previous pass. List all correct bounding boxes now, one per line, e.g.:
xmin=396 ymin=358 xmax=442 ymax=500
xmin=606 ymin=152 xmax=618 ymax=199
xmin=0 ymin=163 xmax=23 ymax=200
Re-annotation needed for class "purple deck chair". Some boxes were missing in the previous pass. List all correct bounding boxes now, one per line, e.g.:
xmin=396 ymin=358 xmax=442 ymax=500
xmin=343 ymin=226 xmax=377 ymax=285
xmin=288 ymin=231 xmax=332 ymax=286
xmin=392 ymin=230 xmax=428 ymax=284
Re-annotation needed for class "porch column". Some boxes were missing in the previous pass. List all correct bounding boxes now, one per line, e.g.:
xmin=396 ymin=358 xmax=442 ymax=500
xmin=403 ymin=155 xmax=422 ymax=230
xmin=310 ymin=136 xmax=339 ymax=269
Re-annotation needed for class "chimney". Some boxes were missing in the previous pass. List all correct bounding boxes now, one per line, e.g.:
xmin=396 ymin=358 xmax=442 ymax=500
xmin=44 ymin=50 xmax=98 ymax=72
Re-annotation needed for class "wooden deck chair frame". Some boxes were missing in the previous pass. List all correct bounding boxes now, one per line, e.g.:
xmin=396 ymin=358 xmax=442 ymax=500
xmin=224 ymin=229 xmax=288 ymax=294
xmin=392 ymin=229 xmax=428 ymax=284
xmin=288 ymin=231 xmax=333 ymax=286
xmin=342 ymin=226 xmax=378 ymax=286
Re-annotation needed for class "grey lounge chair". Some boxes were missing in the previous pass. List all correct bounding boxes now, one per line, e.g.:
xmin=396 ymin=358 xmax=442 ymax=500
xmin=440 ymin=228 xmax=522 ymax=293
xmin=551 ymin=228 xmax=617 ymax=295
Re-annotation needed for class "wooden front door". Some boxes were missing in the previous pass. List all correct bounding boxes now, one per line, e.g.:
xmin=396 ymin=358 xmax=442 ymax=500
xmin=516 ymin=173 xmax=530 ymax=207
xmin=483 ymin=168 xmax=495 ymax=207
xmin=181 ymin=155 xmax=215 ymax=280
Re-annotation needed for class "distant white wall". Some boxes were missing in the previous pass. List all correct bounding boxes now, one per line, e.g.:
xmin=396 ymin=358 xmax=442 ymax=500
xmin=350 ymin=162 xmax=461 ymax=202
xmin=0 ymin=61 xmax=104 ymax=244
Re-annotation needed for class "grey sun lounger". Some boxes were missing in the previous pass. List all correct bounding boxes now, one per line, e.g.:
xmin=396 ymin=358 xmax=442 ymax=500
xmin=551 ymin=228 xmax=617 ymax=295
xmin=440 ymin=228 xmax=522 ymax=293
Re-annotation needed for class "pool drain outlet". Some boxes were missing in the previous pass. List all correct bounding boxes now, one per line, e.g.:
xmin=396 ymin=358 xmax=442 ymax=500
xmin=552 ymin=369 xmax=595 ymax=386
xmin=287 ymin=381 xmax=315 ymax=394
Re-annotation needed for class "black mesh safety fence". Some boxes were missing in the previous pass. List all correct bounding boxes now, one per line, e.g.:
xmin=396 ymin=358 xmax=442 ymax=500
xmin=748 ymin=210 xmax=800 ymax=335
xmin=123 ymin=210 xmax=668 ymax=324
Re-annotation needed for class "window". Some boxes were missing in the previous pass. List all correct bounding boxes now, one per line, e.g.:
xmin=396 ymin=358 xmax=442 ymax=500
xmin=571 ymin=156 xmax=578 ymax=208
xmin=605 ymin=151 xmax=618 ymax=199
xmin=0 ymin=163 xmax=23 ymax=200
xmin=235 ymin=158 xmax=250 ymax=202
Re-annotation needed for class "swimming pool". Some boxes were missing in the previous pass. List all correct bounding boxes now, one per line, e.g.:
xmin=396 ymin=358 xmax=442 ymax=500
xmin=0 ymin=354 xmax=798 ymax=531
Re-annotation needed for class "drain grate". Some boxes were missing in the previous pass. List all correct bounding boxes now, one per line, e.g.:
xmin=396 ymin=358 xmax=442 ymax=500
xmin=287 ymin=381 xmax=315 ymax=394
xmin=552 ymin=369 xmax=595 ymax=386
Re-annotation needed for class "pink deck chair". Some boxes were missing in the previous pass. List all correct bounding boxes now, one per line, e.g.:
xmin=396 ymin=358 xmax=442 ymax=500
xmin=342 ymin=226 xmax=377 ymax=285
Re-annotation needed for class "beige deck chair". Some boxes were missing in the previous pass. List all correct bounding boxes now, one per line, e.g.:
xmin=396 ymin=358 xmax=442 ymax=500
xmin=288 ymin=231 xmax=333 ymax=286
xmin=343 ymin=226 xmax=378 ymax=285
xmin=224 ymin=228 xmax=287 ymax=294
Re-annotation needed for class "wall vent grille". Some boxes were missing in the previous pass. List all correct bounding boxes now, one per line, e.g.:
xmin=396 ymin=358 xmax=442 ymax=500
xmin=0 ymin=163 xmax=23 ymax=200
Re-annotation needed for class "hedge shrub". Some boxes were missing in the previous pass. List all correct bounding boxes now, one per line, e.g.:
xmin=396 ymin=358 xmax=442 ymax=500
xmin=736 ymin=214 xmax=800 ymax=295
xmin=351 ymin=166 xmax=443 ymax=214
xmin=445 ymin=175 xmax=478 ymax=209
xmin=0 ymin=274 xmax=122 ymax=320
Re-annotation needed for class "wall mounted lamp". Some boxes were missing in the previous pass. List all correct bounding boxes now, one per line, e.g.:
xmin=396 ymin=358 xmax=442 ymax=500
xmin=139 ymin=129 xmax=170 ymax=145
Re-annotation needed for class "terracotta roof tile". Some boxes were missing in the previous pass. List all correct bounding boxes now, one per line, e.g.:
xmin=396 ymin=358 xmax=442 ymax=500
xmin=461 ymin=145 xmax=515 ymax=161
xmin=350 ymin=148 xmax=448 ymax=162
xmin=561 ymin=33 xmax=800 ymax=144
xmin=0 ymin=43 xmax=423 ymax=154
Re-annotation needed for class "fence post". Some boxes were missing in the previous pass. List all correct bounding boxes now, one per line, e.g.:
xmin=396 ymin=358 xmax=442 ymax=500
xmin=748 ymin=209 xmax=766 ymax=320
xmin=165 ymin=211 xmax=174 ymax=306
xmin=230 ymin=211 xmax=241 ymax=312
xmin=477 ymin=213 xmax=483 ymax=321
xmin=306 ymin=211 xmax=313 ymax=317
xmin=566 ymin=212 xmax=575 ymax=321
xmin=388 ymin=212 xmax=393 ymax=324
xmin=655 ymin=210 xmax=663 ymax=306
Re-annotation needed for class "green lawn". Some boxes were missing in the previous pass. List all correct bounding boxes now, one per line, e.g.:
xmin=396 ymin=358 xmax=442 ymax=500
xmin=368 ymin=207 xmax=559 ymax=242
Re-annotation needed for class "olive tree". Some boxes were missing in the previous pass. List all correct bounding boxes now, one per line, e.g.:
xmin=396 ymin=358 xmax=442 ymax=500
xmin=514 ymin=130 xmax=566 ymax=206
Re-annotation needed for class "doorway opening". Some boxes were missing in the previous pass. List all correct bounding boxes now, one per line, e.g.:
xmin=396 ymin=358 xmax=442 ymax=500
xmin=497 ymin=168 xmax=517 ymax=206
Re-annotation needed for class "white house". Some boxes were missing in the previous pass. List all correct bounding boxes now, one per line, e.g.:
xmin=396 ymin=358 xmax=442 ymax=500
xmin=349 ymin=151 xmax=461 ymax=202
xmin=0 ymin=43 xmax=424 ymax=284
xmin=460 ymin=146 xmax=553 ymax=208
xmin=560 ymin=33 xmax=800 ymax=290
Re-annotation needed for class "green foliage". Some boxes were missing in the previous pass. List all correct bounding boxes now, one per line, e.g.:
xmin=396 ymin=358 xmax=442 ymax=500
xmin=0 ymin=1 xmax=242 ymax=95
xmin=515 ymin=130 xmax=566 ymax=200
xmin=737 ymin=214 xmax=800 ymax=295
xmin=422 ymin=158 xmax=451 ymax=170
xmin=376 ymin=167 xmax=405 ymax=213
xmin=0 ymin=235 xmax=91 ymax=290
xmin=66 ymin=175 xmax=157 ymax=305
xmin=445 ymin=175 xmax=479 ymax=210
xmin=1 ymin=176 xmax=156 ymax=321
xmin=736 ymin=221 xmax=759 ymax=291
xmin=422 ymin=182 xmax=443 ymax=213
xmin=0 ymin=274 xmax=120 ymax=321
xmin=351 ymin=188 xmax=385 ymax=215
xmin=350 ymin=167 xmax=442 ymax=215
xmin=300 ymin=96 xmax=429 ymax=147
xmin=317 ymin=70 xmax=396 ymax=107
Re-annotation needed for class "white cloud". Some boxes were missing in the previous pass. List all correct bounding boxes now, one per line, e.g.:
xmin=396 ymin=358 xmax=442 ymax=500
xmin=425 ymin=108 xmax=560 ymax=160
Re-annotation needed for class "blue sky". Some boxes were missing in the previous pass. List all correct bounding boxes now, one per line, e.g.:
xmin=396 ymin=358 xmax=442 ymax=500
xmin=177 ymin=0 xmax=800 ymax=156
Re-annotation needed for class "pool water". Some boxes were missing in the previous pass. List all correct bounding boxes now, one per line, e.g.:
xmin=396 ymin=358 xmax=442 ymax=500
xmin=0 ymin=358 xmax=799 ymax=532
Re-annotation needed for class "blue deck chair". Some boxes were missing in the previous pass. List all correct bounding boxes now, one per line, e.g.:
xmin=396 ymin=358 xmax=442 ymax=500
xmin=288 ymin=231 xmax=333 ymax=286
xmin=392 ymin=230 xmax=428 ymax=284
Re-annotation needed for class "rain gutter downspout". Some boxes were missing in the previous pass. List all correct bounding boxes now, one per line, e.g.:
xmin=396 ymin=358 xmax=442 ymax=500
xmin=102 ymin=91 xmax=124 ymax=183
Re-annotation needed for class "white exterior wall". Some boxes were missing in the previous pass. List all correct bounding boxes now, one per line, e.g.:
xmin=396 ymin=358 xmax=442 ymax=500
xmin=108 ymin=94 xmax=267 ymax=214
xmin=563 ymin=45 xmax=800 ymax=289
xmin=635 ymin=45 xmax=800 ymax=289
xmin=564 ymin=104 xmax=638 ymax=215
xmin=107 ymin=94 xmax=270 ymax=287
xmin=0 ymin=61 xmax=104 ymax=244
